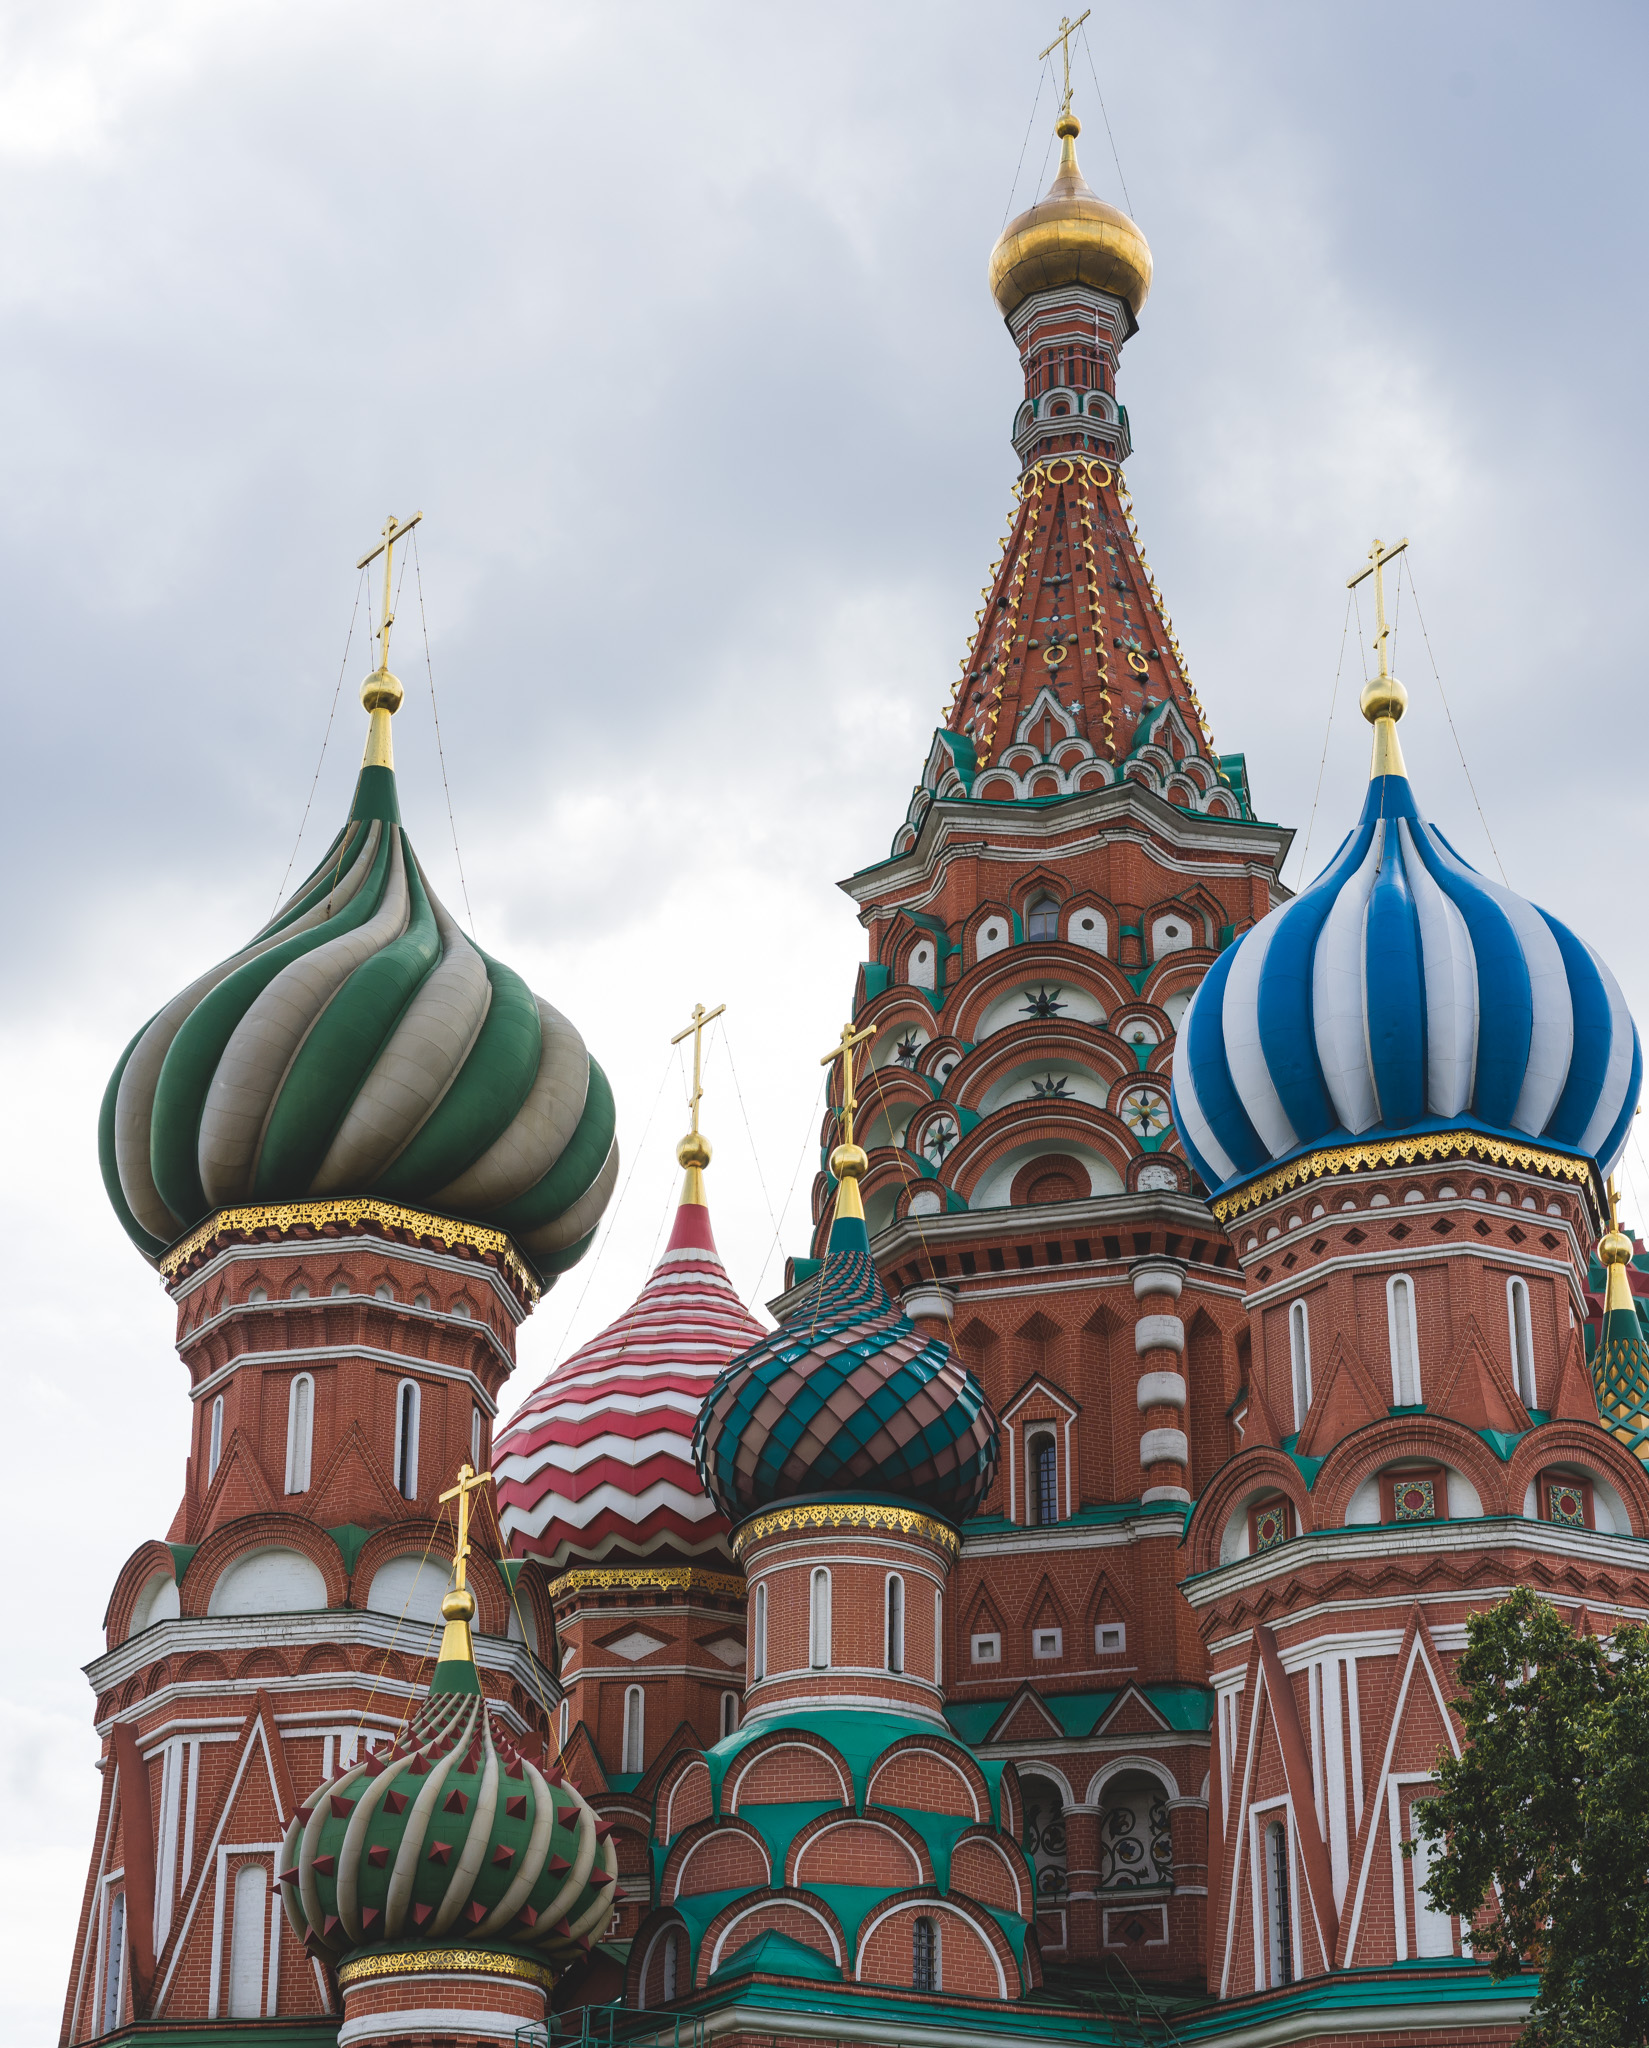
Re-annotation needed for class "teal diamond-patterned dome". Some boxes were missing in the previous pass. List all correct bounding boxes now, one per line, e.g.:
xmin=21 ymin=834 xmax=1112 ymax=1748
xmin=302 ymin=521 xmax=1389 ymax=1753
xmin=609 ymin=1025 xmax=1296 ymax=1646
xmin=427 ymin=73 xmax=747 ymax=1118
xmin=693 ymin=1208 xmax=999 ymax=1523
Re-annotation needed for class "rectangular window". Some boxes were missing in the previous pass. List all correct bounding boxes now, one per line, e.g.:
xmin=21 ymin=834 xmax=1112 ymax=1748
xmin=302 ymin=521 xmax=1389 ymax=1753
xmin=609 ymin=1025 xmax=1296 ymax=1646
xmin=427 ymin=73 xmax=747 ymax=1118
xmin=971 ymin=1632 xmax=1001 ymax=1664
xmin=809 ymin=1569 xmax=831 ymax=1670
xmin=102 ymin=1892 xmax=126 ymax=2035
xmin=1387 ymin=1275 xmax=1422 ymax=1406
xmin=622 ymin=1687 xmax=645 ymax=1774
xmin=1096 ymin=1623 xmax=1126 ymax=1654
xmin=1288 ymin=1300 xmax=1312 ymax=1431
xmin=1033 ymin=1627 xmax=1063 ymax=1659
xmin=1265 ymin=1819 xmax=1293 ymax=1987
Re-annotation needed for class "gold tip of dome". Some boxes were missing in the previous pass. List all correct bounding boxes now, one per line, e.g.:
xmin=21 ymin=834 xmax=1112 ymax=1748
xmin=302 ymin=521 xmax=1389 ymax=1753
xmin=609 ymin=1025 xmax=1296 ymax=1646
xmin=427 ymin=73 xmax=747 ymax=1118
xmin=988 ymin=113 xmax=1152 ymax=321
xmin=360 ymin=668 xmax=402 ymax=771
xmin=830 ymin=1141 xmax=868 ymax=1183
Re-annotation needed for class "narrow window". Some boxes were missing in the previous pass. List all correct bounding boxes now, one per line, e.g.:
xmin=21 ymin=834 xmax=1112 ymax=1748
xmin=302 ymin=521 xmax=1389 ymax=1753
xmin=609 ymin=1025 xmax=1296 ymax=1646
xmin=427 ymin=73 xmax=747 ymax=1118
xmin=471 ymin=1405 xmax=482 ymax=1467
xmin=284 ymin=1374 xmax=313 ymax=1495
xmin=1387 ymin=1275 xmax=1421 ymax=1406
xmin=394 ymin=1381 xmax=420 ymax=1500
xmin=886 ymin=1574 xmax=905 ymax=1673
xmin=247 ymin=1284 xmax=267 ymax=1304
xmin=557 ymin=1698 xmax=569 ymax=1749
xmin=912 ymin=1913 xmax=939 ymax=1991
xmin=809 ymin=1567 xmax=832 ymax=1669
xmin=753 ymin=1582 xmax=768 ymax=1680
xmin=1288 ymin=1300 xmax=1312 ymax=1431
xmin=662 ymin=1929 xmax=679 ymax=2002
xmin=1507 ymin=1278 xmax=1536 ymax=1406
xmin=622 ymin=1685 xmax=645 ymax=1774
xmin=208 ymin=1395 xmax=224 ymax=1483
xmin=227 ymin=1863 xmax=267 ymax=2017
xmin=1265 ymin=1819 xmax=1293 ymax=1987
xmin=934 ymin=1587 xmax=944 ymax=1685
xmin=102 ymin=1892 xmax=126 ymax=2034
xmin=288 ymin=1281 xmax=309 ymax=1300
xmin=331 ymin=1279 xmax=348 ymax=1297
xmin=720 ymin=1691 xmax=737 ymax=1739
xmin=1029 ymin=1433 xmax=1058 ymax=1525
xmin=1026 ymin=894 xmax=1059 ymax=940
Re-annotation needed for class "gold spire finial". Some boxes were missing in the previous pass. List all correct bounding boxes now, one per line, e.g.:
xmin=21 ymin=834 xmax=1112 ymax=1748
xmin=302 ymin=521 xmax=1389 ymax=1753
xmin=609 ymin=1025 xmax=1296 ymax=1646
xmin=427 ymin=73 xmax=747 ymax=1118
xmin=1347 ymin=536 xmax=1410 ymax=779
xmin=1039 ymin=9 xmax=1092 ymax=121
xmin=670 ymin=1000 xmax=726 ymax=1204
xmin=434 ymin=1460 xmax=492 ymax=1664
xmin=355 ymin=511 xmax=422 ymax=770
xmin=820 ymin=1019 xmax=876 ymax=1219
xmin=1601 ymin=1174 xmax=1636 ymax=1313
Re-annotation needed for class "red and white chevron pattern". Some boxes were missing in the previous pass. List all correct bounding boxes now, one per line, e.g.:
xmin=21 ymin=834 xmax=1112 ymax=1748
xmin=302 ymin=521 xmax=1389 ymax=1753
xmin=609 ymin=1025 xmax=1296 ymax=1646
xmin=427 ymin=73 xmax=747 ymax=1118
xmin=495 ymin=1197 xmax=766 ymax=1569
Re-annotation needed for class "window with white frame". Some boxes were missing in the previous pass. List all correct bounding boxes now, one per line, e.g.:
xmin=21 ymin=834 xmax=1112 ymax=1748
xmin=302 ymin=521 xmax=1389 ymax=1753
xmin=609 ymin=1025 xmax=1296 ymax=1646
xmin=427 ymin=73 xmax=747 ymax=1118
xmin=809 ymin=1568 xmax=832 ymax=1669
xmin=1407 ymin=1793 xmax=1457 ymax=1957
xmin=662 ymin=1928 xmax=680 ymax=2002
xmin=208 ymin=1394 xmax=225 ymax=1482
xmin=752 ymin=1581 xmax=768 ymax=1680
xmin=102 ymin=1891 xmax=126 ymax=2034
xmin=331 ymin=1279 xmax=349 ymax=1298
xmin=1288 ymin=1299 xmax=1312 ymax=1431
xmin=1264 ymin=1816 xmax=1293 ymax=1987
xmin=227 ymin=1862 xmax=267 ymax=2017
xmin=1033 ymin=1626 xmax=1063 ymax=1659
xmin=1029 ymin=1431 xmax=1059 ymax=1525
xmin=394 ymin=1380 xmax=421 ymax=1500
xmin=247 ymin=1284 xmax=267 ymax=1304
xmin=1096 ymin=1622 xmax=1126 ymax=1654
xmin=1025 ymin=895 xmax=1060 ymax=941
xmin=558 ymin=1698 xmax=570 ymax=1748
xmin=622 ymin=1685 xmax=645 ymax=1773
xmin=912 ymin=1913 xmax=940 ymax=1991
xmin=934 ymin=1588 xmax=943 ymax=1684
xmin=1507 ymin=1277 xmax=1536 ymax=1406
xmin=885 ymin=1573 xmax=905 ymax=1673
xmin=971 ymin=1631 xmax=1001 ymax=1663
xmin=285 ymin=1373 xmax=314 ymax=1495
xmin=1387 ymin=1274 xmax=1422 ymax=1406
xmin=720 ymin=1691 xmax=737 ymax=1739
xmin=471 ymin=1404 xmax=482 ymax=1467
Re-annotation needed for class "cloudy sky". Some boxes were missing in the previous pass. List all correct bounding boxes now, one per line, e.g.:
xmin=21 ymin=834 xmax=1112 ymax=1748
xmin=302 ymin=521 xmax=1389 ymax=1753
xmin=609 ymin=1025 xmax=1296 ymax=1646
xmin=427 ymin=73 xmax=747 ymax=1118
xmin=5 ymin=0 xmax=1645 ymax=2032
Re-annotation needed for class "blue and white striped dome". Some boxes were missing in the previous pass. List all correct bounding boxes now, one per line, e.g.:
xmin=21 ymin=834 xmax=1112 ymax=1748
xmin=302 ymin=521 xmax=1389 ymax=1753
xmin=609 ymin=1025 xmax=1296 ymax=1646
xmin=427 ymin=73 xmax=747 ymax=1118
xmin=1171 ymin=768 xmax=1641 ymax=1197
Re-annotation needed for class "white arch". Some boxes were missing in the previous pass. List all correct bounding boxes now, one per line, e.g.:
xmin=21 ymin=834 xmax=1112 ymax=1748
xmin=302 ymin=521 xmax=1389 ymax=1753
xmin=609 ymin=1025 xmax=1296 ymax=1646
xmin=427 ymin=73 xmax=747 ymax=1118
xmin=708 ymin=1897 xmax=842 ymax=1973
xmin=794 ymin=1814 xmax=923 ymax=1889
xmin=952 ymin=1829 xmax=1027 ymax=1914
xmin=1085 ymin=1753 xmax=1182 ymax=1806
xmin=673 ymin=1826 xmax=770 ymax=1899
xmin=1016 ymin=1761 xmax=1076 ymax=1807
xmin=866 ymin=1745 xmax=980 ymax=1820
xmin=854 ymin=1898 xmax=1006 ymax=1998
xmin=728 ymin=1741 xmax=849 ymax=1812
xmin=636 ymin=1917 xmax=688 ymax=2010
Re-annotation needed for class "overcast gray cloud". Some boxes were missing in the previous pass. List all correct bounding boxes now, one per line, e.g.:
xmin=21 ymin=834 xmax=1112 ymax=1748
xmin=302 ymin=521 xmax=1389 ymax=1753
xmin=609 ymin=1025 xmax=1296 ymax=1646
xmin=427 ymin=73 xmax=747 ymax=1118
xmin=5 ymin=2 xmax=1646 ymax=2032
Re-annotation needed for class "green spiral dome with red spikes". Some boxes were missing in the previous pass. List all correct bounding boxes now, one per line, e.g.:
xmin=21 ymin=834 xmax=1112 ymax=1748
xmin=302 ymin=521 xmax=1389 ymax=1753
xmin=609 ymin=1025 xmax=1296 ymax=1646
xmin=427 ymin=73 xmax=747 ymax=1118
xmin=99 ymin=746 xmax=618 ymax=1283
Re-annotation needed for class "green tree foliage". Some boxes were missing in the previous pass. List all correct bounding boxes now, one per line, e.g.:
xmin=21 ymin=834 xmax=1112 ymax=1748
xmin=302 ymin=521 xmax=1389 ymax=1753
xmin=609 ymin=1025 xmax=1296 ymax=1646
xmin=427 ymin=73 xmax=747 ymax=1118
xmin=1413 ymin=1586 xmax=1649 ymax=2045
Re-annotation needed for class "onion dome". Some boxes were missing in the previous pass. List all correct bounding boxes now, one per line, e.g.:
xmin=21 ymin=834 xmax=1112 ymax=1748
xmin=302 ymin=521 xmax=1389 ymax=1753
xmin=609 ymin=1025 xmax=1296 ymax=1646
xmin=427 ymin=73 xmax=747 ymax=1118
xmin=1172 ymin=662 xmax=1641 ymax=1200
xmin=1593 ymin=1217 xmax=1649 ymax=1467
xmin=99 ymin=652 xmax=617 ymax=1284
xmin=989 ymin=112 xmax=1152 ymax=321
xmin=495 ymin=1129 xmax=767 ymax=1568
xmin=280 ymin=1483 xmax=619 ymax=1971
xmin=694 ymin=1062 xmax=999 ymax=1525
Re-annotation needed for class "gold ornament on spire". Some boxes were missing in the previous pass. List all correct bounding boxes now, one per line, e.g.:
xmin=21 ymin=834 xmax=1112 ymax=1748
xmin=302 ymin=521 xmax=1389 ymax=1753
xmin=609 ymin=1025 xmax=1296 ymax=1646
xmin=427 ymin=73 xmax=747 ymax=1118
xmin=670 ymin=1000 xmax=725 ymax=1204
xmin=355 ymin=511 xmax=422 ymax=770
xmin=1348 ymin=536 xmax=1409 ymax=780
xmin=820 ymin=1019 xmax=876 ymax=1220
xmin=435 ymin=1459 xmax=492 ymax=1665
xmin=1602 ymin=1175 xmax=1636 ymax=1314
xmin=989 ymin=15 xmax=1151 ymax=320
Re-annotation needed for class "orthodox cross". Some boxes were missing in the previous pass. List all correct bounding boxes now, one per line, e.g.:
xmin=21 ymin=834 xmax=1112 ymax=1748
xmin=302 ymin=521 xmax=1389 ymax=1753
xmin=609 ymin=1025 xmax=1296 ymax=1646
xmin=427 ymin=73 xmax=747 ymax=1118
xmin=820 ymin=1020 xmax=876 ymax=1149
xmin=357 ymin=511 xmax=423 ymax=673
xmin=438 ymin=1460 xmax=492 ymax=1593
xmin=1039 ymin=9 xmax=1092 ymax=118
xmin=670 ymin=1001 xmax=726 ymax=1139
xmin=1347 ymin=536 xmax=1408 ymax=687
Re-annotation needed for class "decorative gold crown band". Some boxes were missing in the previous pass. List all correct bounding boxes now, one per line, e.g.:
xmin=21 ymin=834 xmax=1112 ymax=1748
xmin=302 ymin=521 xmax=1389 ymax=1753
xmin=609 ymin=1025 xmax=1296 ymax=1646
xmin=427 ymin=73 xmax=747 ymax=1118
xmin=731 ymin=1501 xmax=960 ymax=1560
xmin=545 ymin=1566 xmax=746 ymax=1601
xmin=1213 ymin=1132 xmax=1595 ymax=1223
xmin=159 ymin=1198 xmax=539 ymax=1301
xmin=337 ymin=1946 xmax=555 ymax=1991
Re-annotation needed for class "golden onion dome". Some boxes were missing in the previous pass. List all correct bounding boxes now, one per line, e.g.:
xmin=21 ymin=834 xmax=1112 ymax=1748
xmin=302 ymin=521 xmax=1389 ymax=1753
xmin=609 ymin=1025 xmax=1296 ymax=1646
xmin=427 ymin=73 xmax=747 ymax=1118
xmin=989 ymin=112 xmax=1152 ymax=321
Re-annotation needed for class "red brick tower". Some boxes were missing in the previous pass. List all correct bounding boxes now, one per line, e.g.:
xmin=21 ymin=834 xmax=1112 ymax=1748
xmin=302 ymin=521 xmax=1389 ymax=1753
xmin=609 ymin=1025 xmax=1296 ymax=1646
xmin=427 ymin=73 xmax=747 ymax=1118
xmin=787 ymin=100 xmax=1287 ymax=1990
xmin=66 ymin=522 xmax=616 ymax=2045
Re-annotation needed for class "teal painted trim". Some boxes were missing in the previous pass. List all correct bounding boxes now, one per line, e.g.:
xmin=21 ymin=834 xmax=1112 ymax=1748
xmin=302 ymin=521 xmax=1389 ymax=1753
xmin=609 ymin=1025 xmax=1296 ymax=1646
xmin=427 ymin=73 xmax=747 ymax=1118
xmin=861 ymin=962 xmax=891 ymax=1002
xmin=168 ymin=1542 xmax=199 ymax=1584
xmin=99 ymin=1018 xmax=171 ymax=1256
xmin=101 ymin=2028 xmax=336 ymax=2048
xmin=1390 ymin=1402 xmax=1427 ymax=1416
xmin=1478 ymin=1428 xmax=1527 ymax=1460
xmin=150 ymin=824 xmax=393 ymax=1226
xmin=710 ymin=1927 xmax=841 ymax=1984
xmin=254 ymin=839 xmax=442 ymax=1198
xmin=1288 ymin=1451 xmax=1327 ymax=1488
xmin=487 ymin=1058 xmax=615 ymax=1234
xmin=348 ymin=760 xmax=401 ymax=826
xmin=1011 ymin=911 xmax=1024 ymax=943
xmin=373 ymin=949 xmax=544 ymax=1202
xmin=327 ymin=1525 xmax=372 ymax=1575
xmin=955 ymin=1107 xmax=982 ymax=1136
xmin=1143 ymin=1684 xmax=1216 ymax=1732
xmin=1132 ymin=1042 xmax=1152 ymax=1071
xmin=606 ymin=1771 xmax=643 ymax=1793
xmin=944 ymin=1700 xmax=1002 ymax=1742
xmin=944 ymin=1186 xmax=970 ymax=1214
xmin=1123 ymin=969 xmax=1150 ymax=994
xmin=429 ymin=1655 xmax=481 ymax=1695
xmin=828 ymin=1214 xmax=871 ymax=1256
xmin=497 ymin=1557 xmax=527 ymax=1591
xmin=1219 ymin=923 xmax=1236 ymax=950
xmin=790 ymin=1256 xmax=822 ymax=1284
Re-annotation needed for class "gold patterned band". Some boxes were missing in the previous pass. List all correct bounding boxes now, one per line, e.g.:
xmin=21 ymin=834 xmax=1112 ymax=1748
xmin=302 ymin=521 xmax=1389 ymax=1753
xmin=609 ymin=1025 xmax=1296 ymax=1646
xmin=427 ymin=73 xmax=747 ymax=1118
xmin=731 ymin=1500 xmax=961 ymax=1560
xmin=337 ymin=1946 xmax=555 ymax=1992
xmin=159 ymin=1198 xmax=539 ymax=1301
xmin=546 ymin=1566 xmax=746 ymax=1601
xmin=1213 ymin=1131 xmax=1595 ymax=1223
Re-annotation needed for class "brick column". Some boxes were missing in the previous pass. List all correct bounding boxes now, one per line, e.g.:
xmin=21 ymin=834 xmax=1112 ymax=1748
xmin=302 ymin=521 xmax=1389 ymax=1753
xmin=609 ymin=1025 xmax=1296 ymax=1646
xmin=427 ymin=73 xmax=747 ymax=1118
xmin=900 ymin=1280 xmax=956 ymax=1345
xmin=1062 ymin=1802 xmax=1102 ymax=1961
xmin=1131 ymin=1257 xmax=1189 ymax=1505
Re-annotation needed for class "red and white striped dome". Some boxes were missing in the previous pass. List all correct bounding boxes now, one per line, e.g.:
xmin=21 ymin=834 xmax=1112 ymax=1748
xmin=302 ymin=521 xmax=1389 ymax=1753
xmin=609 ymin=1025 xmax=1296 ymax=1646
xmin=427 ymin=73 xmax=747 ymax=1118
xmin=495 ymin=1191 xmax=767 ymax=1569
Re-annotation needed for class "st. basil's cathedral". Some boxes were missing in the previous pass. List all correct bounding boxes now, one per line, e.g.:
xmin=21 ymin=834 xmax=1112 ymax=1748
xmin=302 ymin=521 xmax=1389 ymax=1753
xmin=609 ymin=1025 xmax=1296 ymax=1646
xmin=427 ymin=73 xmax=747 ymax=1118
xmin=64 ymin=60 xmax=1649 ymax=2048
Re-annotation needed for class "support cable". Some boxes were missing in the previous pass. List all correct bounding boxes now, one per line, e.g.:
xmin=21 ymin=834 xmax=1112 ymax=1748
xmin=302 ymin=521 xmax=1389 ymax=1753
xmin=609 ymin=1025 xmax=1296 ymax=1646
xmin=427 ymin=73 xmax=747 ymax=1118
xmin=1400 ymin=555 xmax=1508 ymax=883
xmin=412 ymin=528 xmax=478 ymax=934
xmin=1289 ymin=590 xmax=1353 ymax=890
xmin=270 ymin=567 xmax=366 ymax=919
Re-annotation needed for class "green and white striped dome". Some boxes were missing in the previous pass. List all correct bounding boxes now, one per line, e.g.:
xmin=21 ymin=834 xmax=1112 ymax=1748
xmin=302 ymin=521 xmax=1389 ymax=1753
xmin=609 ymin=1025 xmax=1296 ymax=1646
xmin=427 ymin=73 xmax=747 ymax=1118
xmin=99 ymin=693 xmax=617 ymax=1284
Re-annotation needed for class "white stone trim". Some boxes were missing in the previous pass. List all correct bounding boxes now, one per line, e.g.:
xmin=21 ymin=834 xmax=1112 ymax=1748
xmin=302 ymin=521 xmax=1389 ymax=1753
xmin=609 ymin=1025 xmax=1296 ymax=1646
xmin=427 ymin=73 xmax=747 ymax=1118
xmin=1132 ymin=1264 xmax=1184 ymax=1301
xmin=187 ymin=1342 xmax=500 ymax=1411
xmin=1139 ymin=1428 xmax=1188 ymax=1467
xmin=339 ymin=2007 xmax=538 ymax=2045
xmin=1136 ymin=1372 xmax=1186 ymax=1411
xmin=1134 ymin=1314 xmax=1184 ymax=1355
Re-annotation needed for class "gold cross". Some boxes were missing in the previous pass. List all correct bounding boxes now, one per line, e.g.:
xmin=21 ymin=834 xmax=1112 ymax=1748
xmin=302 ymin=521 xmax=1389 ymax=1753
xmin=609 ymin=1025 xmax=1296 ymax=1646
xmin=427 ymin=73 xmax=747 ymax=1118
xmin=1347 ymin=536 xmax=1408 ymax=687
xmin=820 ymin=1020 xmax=877 ymax=1150
xmin=438 ymin=1460 xmax=492 ymax=1593
xmin=357 ymin=511 xmax=423 ymax=674
xmin=670 ymin=1001 xmax=726 ymax=1138
xmin=1039 ymin=9 xmax=1092 ymax=118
